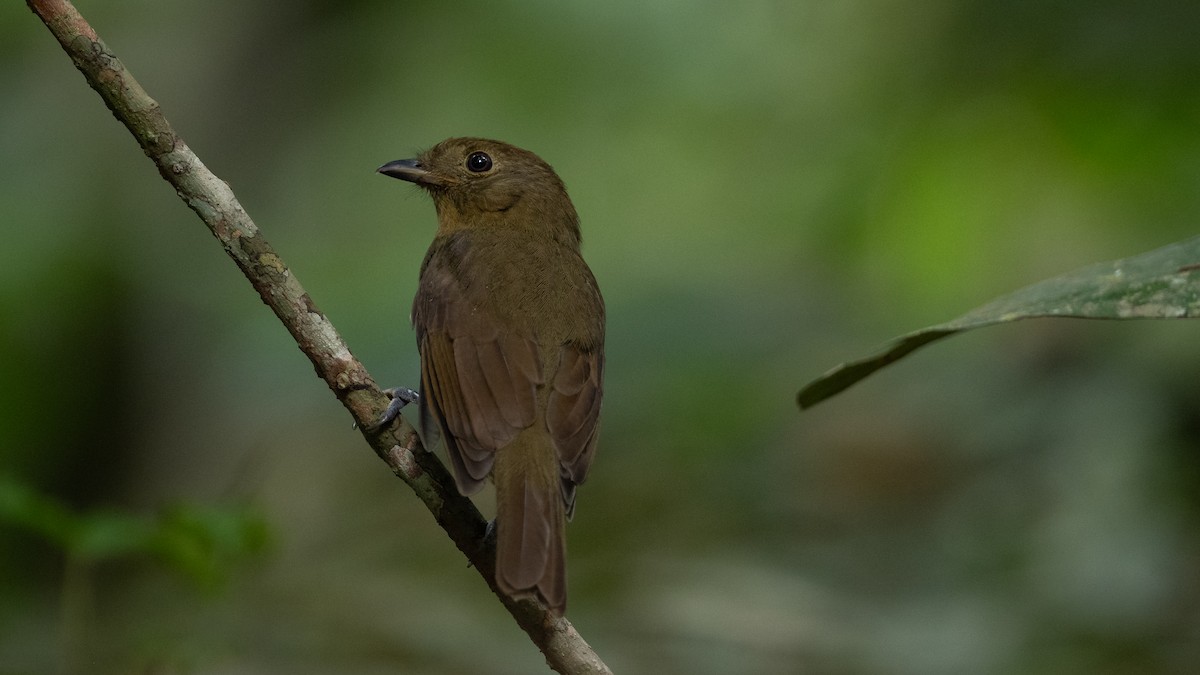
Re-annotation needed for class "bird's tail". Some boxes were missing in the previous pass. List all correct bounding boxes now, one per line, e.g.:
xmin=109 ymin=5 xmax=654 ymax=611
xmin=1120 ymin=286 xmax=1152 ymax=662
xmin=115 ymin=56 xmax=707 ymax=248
xmin=493 ymin=427 xmax=567 ymax=615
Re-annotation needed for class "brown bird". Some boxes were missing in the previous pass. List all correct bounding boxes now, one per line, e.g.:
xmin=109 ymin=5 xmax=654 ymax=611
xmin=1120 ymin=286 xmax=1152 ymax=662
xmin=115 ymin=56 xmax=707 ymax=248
xmin=378 ymin=138 xmax=604 ymax=615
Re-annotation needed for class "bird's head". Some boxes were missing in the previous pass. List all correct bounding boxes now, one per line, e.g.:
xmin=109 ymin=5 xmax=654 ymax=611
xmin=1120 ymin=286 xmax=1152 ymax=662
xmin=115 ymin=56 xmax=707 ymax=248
xmin=379 ymin=137 xmax=579 ymax=242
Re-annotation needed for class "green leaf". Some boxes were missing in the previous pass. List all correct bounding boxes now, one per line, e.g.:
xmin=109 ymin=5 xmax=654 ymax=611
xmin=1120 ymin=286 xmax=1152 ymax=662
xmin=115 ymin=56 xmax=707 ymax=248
xmin=0 ymin=475 xmax=268 ymax=586
xmin=150 ymin=504 xmax=270 ymax=588
xmin=798 ymin=235 xmax=1200 ymax=409
xmin=0 ymin=474 xmax=75 ymax=546
xmin=71 ymin=511 xmax=157 ymax=559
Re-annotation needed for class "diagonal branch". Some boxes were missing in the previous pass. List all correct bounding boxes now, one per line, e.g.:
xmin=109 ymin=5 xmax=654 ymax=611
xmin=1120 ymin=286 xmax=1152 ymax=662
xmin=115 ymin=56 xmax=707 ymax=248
xmin=25 ymin=1 xmax=610 ymax=672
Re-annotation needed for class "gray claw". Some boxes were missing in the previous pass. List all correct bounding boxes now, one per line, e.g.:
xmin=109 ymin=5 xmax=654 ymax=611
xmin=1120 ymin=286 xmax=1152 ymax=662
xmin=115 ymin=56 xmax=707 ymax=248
xmin=369 ymin=387 xmax=419 ymax=432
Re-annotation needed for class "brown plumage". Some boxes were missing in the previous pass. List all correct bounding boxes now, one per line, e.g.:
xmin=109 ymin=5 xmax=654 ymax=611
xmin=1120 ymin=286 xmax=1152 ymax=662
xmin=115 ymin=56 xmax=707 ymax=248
xmin=379 ymin=138 xmax=604 ymax=615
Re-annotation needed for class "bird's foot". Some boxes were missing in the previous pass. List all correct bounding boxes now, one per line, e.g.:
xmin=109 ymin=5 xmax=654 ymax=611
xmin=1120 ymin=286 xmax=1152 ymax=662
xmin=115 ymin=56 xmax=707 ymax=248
xmin=366 ymin=386 xmax=419 ymax=433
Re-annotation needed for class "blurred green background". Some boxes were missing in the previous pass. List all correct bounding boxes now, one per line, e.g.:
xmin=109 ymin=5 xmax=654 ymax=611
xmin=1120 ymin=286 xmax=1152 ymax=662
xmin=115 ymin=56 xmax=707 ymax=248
xmin=4 ymin=1 xmax=1200 ymax=673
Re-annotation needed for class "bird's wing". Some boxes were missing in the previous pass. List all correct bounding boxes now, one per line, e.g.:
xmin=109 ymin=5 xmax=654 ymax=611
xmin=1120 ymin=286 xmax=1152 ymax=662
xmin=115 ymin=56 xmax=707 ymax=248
xmin=414 ymin=243 xmax=542 ymax=495
xmin=546 ymin=344 xmax=603 ymax=518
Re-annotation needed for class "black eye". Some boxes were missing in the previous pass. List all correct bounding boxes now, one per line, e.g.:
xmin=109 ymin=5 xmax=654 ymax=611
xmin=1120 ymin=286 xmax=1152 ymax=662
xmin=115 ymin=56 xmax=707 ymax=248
xmin=466 ymin=151 xmax=493 ymax=172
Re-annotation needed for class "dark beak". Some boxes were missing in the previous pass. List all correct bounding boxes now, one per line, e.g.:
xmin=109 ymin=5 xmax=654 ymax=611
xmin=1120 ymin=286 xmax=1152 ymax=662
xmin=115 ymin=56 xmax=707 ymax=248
xmin=377 ymin=158 xmax=429 ymax=184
